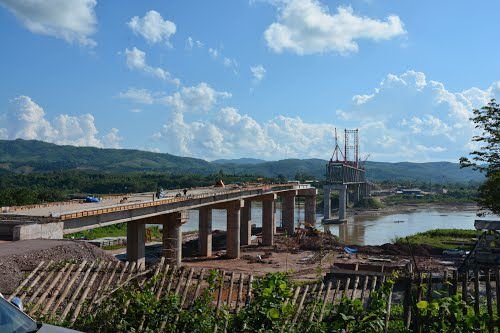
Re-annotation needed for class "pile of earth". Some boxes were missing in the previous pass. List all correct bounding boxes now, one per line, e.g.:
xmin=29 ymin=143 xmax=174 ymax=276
xmin=0 ymin=239 xmax=117 ymax=295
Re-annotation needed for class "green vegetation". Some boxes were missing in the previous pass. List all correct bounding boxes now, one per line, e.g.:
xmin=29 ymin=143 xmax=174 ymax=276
xmin=393 ymin=229 xmax=478 ymax=250
xmin=354 ymin=197 xmax=384 ymax=209
xmin=0 ymin=139 xmax=484 ymax=183
xmin=38 ymin=271 xmax=490 ymax=332
xmin=65 ymin=223 xmax=162 ymax=241
xmin=0 ymin=171 xmax=267 ymax=206
xmin=460 ymin=99 xmax=500 ymax=215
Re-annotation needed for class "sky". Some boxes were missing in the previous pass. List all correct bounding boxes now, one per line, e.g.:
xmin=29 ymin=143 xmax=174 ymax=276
xmin=0 ymin=0 xmax=499 ymax=162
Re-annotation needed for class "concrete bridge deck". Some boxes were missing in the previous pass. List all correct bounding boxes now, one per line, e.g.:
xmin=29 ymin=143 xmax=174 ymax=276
xmin=0 ymin=183 xmax=318 ymax=267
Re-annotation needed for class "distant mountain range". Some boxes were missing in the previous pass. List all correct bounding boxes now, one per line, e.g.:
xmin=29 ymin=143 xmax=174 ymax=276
xmin=0 ymin=139 xmax=484 ymax=183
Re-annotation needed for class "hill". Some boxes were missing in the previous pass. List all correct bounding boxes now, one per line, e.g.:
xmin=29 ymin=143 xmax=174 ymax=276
xmin=212 ymin=158 xmax=267 ymax=165
xmin=0 ymin=139 xmax=484 ymax=183
xmin=0 ymin=139 xmax=215 ymax=174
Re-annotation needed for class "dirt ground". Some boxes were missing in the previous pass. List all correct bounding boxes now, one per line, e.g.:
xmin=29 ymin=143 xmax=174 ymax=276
xmin=0 ymin=239 xmax=117 ymax=295
xmin=142 ymin=228 xmax=464 ymax=282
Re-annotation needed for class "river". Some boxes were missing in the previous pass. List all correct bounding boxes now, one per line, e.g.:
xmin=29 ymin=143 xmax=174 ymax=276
xmin=181 ymin=203 xmax=486 ymax=246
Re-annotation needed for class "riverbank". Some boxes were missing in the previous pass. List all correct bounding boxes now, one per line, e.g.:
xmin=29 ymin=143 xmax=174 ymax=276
xmin=350 ymin=201 xmax=478 ymax=217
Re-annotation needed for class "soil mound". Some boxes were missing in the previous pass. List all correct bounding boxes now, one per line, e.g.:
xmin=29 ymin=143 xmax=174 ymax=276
xmin=0 ymin=239 xmax=117 ymax=295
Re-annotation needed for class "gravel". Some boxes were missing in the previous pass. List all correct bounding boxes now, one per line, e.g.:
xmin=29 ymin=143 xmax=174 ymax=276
xmin=0 ymin=239 xmax=117 ymax=295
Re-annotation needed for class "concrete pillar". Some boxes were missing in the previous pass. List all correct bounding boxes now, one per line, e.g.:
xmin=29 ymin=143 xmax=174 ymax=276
xmin=281 ymin=193 xmax=295 ymax=235
xmin=356 ymin=184 xmax=361 ymax=203
xmin=240 ymin=200 xmax=252 ymax=246
xmin=304 ymin=195 xmax=316 ymax=226
xmin=338 ymin=184 xmax=347 ymax=221
xmin=163 ymin=211 xmax=185 ymax=265
xmin=262 ymin=199 xmax=275 ymax=246
xmin=226 ymin=202 xmax=241 ymax=259
xmin=127 ymin=222 xmax=145 ymax=268
xmin=323 ymin=186 xmax=331 ymax=220
xmin=198 ymin=206 xmax=212 ymax=257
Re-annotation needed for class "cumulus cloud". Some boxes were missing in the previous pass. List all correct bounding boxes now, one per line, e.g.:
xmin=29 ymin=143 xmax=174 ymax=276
xmin=125 ymin=47 xmax=181 ymax=85
xmin=158 ymin=82 xmax=231 ymax=113
xmin=264 ymin=0 xmax=405 ymax=55
xmin=0 ymin=95 xmax=120 ymax=148
xmin=153 ymin=106 xmax=337 ymax=159
xmin=251 ymin=65 xmax=266 ymax=82
xmin=151 ymin=70 xmax=499 ymax=162
xmin=347 ymin=70 xmax=499 ymax=161
xmin=127 ymin=10 xmax=176 ymax=45
xmin=0 ymin=0 xmax=97 ymax=47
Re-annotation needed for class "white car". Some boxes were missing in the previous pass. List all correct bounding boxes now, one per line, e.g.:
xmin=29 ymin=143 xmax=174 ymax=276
xmin=0 ymin=294 xmax=82 ymax=333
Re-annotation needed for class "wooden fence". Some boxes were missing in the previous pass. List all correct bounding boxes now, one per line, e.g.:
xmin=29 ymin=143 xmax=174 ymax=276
xmin=7 ymin=259 xmax=500 ymax=331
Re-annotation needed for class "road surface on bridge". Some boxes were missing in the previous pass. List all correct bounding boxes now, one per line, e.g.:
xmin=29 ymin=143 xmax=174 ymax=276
xmin=3 ymin=184 xmax=244 ymax=218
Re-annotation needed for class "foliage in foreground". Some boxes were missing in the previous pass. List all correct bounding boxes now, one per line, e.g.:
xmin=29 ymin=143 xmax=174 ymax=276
xmin=460 ymin=98 xmax=500 ymax=215
xmin=58 ymin=271 xmax=491 ymax=333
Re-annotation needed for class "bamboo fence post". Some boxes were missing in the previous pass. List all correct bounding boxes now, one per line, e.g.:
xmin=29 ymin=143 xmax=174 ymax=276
xmin=30 ymin=262 xmax=70 ymax=315
xmin=60 ymin=262 xmax=95 ymax=322
xmin=180 ymin=268 xmax=194 ymax=308
xmin=70 ymin=261 xmax=105 ymax=324
xmin=245 ymin=275 xmax=253 ymax=306
xmin=42 ymin=263 xmax=76 ymax=315
xmin=383 ymin=284 xmax=393 ymax=333
xmin=318 ymin=281 xmax=332 ymax=322
xmin=485 ymin=269 xmax=494 ymax=333
xmin=156 ymin=264 xmax=171 ymax=300
xmin=52 ymin=261 xmax=87 ymax=316
xmin=192 ymin=268 xmax=205 ymax=304
xmin=236 ymin=273 xmax=245 ymax=310
xmin=8 ymin=261 xmax=45 ymax=301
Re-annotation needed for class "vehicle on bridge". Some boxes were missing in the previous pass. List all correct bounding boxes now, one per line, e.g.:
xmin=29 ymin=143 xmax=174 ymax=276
xmin=84 ymin=195 xmax=101 ymax=203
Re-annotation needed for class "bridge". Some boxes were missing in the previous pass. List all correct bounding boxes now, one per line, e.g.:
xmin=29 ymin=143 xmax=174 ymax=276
xmin=323 ymin=129 xmax=370 ymax=223
xmin=0 ymin=183 xmax=317 ymax=266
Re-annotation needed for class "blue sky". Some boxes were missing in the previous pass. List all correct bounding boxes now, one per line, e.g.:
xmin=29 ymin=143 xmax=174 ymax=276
xmin=0 ymin=0 xmax=499 ymax=162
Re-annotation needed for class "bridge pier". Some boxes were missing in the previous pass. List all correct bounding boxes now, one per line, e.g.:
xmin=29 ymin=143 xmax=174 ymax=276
xmin=226 ymin=201 xmax=241 ymax=259
xmin=198 ymin=206 xmax=212 ymax=257
xmin=240 ymin=200 xmax=252 ymax=246
xmin=262 ymin=198 xmax=275 ymax=246
xmin=126 ymin=221 xmax=145 ymax=268
xmin=280 ymin=191 xmax=296 ymax=236
xmin=163 ymin=211 xmax=186 ymax=265
xmin=323 ymin=186 xmax=332 ymax=220
xmin=304 ymin=195 xmax=316 ymax=226
xmin=323 ymin=184 xmax=347 ymax=222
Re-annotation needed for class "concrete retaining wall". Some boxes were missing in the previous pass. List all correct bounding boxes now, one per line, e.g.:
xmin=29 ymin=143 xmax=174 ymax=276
xmin=12 ymin=222 xmax=64 ymax=240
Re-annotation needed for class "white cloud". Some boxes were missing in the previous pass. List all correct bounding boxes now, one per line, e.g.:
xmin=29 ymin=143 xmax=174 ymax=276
xmin=127 ymin=10 xmax=176 ymax=45
xmin=159 ymin=82 xmax=231 ymax=113
xmin=251 ymin=64 xmax=266 ymax=82
xmin=186 ymin=36 xmax=203 ymax=50
xmin=153 ymin=106 xmax=337 ymax=159
xmin=125 ymin=47 xmax=180 ymax=85
xmin=347 ymin=70 xmax=499 ymax=161
xmin=102 ymin=128 xmax=122 ymax=148
xmin=118 ymin=88 xmax=154 ymax=104
xmin=151 ymin=71 xmax=499 ymax=162
xmin=264 ymin=0 xmax=405 ymax=55
xmin=0 ymin=0 xmax=97 ymax=47
xmin=208 ymin=48 xmax=219 ymax=59
xmin=0 ymin=95 xmax=120 ymax=148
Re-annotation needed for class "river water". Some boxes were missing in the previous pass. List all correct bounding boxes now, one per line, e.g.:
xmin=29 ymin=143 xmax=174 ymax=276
xmin=181 ymin=203 xmax=484 ymax=246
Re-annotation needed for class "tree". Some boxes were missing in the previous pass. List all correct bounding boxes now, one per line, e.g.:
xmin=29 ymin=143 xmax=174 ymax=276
xmin=459 ymin=99 xmax=500 ymax=215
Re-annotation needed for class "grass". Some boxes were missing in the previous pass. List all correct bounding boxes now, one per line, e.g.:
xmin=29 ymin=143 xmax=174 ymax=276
xmin=65 ymin=223 xmax=162 ymax=241
xmin=393 ymin=228 xmax=478 ymax=250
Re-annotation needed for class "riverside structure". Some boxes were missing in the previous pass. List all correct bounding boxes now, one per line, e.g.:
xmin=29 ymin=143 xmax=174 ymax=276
xmin=0 ymin=183 xmax=317 ymax=267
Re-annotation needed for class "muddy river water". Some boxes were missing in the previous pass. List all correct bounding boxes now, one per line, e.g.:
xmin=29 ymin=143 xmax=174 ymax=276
xmin=181 ymin=202 xmax=487 ymax=246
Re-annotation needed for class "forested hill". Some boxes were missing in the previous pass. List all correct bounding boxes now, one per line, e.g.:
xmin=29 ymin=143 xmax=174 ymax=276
xmin=0 ymin=139 xmax=215 ymax=174
xmin=0 ymin=139 xmax=484 ymax=183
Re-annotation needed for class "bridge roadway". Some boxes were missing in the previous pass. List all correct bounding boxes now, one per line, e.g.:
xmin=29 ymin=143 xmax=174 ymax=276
xmin=0 ymin=183 xmax=317 ymax=267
